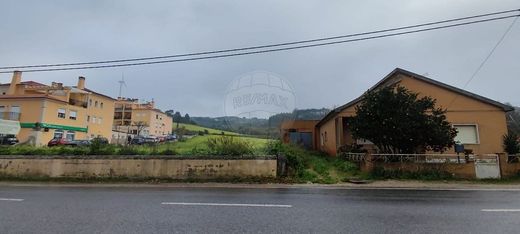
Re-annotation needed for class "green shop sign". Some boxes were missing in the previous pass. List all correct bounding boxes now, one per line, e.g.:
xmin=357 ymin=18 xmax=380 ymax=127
xmin=20 ymin=122 xmax=88 ymax=132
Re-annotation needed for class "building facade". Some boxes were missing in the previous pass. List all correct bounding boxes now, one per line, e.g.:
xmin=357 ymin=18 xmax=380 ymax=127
xmin=0 ymin=71 xmax=115 ymax=146
xmin=112 ymin=98 xmax=173 ymax=140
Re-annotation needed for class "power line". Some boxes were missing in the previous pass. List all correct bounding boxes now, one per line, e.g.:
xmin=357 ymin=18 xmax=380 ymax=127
xmin=0 ymin=8 xmax=517 ymax=70
xmin=446 ymin=15 xmax=518 ymax=109
xmin=0 ymin=13 xmax=518 ymax=74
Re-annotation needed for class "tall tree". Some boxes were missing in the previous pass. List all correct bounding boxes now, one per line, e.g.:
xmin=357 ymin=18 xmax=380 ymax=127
xmin=350 ymin=85 xmax=457 ymax=153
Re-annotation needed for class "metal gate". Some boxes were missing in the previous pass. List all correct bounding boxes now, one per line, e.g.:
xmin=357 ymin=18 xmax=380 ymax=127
xmin=474 ymin=154 xmax=500 ymax=179
xmin=289 ymin=132 xmax=313 ymax=149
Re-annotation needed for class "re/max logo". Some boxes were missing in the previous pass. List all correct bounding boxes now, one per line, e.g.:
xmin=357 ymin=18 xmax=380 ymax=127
xmin=232 ymin=93 xmax=288 ymax=109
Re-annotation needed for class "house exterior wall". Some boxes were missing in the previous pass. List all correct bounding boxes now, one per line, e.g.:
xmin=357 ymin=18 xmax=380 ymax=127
xmin=318 ymin=118 xmax=337 ymax=155
xmin=398 ymin=75 xmax=507 ymax=155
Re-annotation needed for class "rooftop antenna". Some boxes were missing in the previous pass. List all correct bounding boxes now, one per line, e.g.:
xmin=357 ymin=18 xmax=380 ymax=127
xmin=118 ymin=72 xmax=127 ymax=98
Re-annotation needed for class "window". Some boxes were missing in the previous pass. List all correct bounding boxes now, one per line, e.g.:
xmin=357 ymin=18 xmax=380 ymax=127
xmin=320 ymin=133 xmax=324 ymax=146
xmin=92 ymin=116 xmax=97 ymax=124
xmin=89 ymin=99 xmax=92 ymax=107
xmin=69 ymin=110 xmax=77 ymax=120
xmin=100 ymin=102 xmax=103 ymax=108
xmin=87 ymin=115 xmax=90 ymax=122
xmin=95 ymin=101 xmax=98 ymax=108
xmin=9 ymin=106 xmax=20 ymax=120
xmin=156 ymin=114 xmax=159 ymax=119
xmin=454 ymin=124 xmax=479 ymax=144
xmin=66 ymin=131 xmax=75 ymax=141
xmin=53 ymin=130 xmax=64 ymax=139
xmin=10 ymin=105 xmax=20 ymax=113
xmin=57 ymin=108 xmax=66 ymax=118
xmin=98 ymin=117 xmax=102 ymax=124
xmin=324 ymin=131 xmax=328 ymax=142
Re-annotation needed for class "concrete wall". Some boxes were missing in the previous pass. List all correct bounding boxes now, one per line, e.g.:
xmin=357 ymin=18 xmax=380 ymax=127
xmin=499 ymin=154 xmax=520 ymax=178
xmin=0 ymin=156 xmax=277 ymax=179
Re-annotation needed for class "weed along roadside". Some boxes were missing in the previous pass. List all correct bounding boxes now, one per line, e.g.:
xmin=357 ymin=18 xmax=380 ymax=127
xmin=1 ymin=136 xmax=518 ymax=184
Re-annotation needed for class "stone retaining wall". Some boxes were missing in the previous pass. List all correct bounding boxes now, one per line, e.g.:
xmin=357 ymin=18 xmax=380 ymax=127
xmin=0 ymin=155 xmax=278 ymax=179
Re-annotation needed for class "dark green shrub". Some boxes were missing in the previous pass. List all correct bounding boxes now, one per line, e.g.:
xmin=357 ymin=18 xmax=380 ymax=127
xmin=333 ymin=159 xmax=359 ymax=173
xmin=118 ymin=146 xmax=140 ymax=155
xmin=503 ymin=133 xmax=519 ymax=155
xmin=159 ymin=146 xmax=177 ymax=155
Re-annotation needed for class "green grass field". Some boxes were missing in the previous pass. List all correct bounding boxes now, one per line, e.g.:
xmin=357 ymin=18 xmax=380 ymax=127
xmin=165 ymin=135 xmax=270 ymax=154
xmin=173 ymin=123 xmax=238 ymax=135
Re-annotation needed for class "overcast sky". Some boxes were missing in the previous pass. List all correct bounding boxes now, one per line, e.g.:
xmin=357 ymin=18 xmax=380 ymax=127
xmin=1 ymin=0 xmax=519 ymax=117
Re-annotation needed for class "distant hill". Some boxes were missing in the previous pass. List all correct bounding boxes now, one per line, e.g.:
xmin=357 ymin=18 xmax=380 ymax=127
xmin=191 ymin=108 xmax=330 ymax=138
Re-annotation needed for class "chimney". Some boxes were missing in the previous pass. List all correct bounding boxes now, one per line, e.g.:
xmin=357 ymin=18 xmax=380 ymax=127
xmin=77 ymin=76 xmax=85 ymax=89
xmin=7 ymin=71 xmax=22 ymax=95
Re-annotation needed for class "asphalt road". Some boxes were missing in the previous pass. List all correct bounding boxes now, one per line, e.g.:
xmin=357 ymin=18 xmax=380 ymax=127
xmin=1 ymin=185 xmax=519 ymax=234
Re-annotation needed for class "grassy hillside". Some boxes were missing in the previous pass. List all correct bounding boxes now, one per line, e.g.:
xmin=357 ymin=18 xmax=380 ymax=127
xmin=173 ymin=123 xmax=238 ymax=136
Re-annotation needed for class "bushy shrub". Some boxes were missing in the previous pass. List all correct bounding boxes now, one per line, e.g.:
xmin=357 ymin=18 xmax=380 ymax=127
xmin=503 ymin=133 xmax=520 ymax=155
xmin=206 ymin=136 xmax=253 ymax=156
xmin=118 ymin=146 xmax=140 ymax=155
xmin=337 ymin=144 xmax=367 ymax=154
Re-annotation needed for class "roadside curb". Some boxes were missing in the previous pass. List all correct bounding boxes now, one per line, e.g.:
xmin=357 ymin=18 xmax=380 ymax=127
xmin=1 ymin=180 xmax=520 ymax=191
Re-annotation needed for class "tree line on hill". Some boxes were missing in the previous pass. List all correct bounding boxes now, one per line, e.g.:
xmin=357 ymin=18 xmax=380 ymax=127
xmin=190 ymin=108 xmax=330 ymax=138
xmin=165 ymin=110 xmax=195 ymax=124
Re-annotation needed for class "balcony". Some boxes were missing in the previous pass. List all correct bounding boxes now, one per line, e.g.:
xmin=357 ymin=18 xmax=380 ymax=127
xmin=0 ymin=112 xmax=21 ymax=121
xmin=69 ymin=99 xmax=88 ymax=108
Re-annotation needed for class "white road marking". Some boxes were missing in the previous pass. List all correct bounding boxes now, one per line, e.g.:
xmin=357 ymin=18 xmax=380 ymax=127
xmin=481 ymin=209 xmax=520 ymax=212
xmin=0 ymin=198 xmax=24 ymax=202
xmin=161 ymin=202 xmax=292 ymax=208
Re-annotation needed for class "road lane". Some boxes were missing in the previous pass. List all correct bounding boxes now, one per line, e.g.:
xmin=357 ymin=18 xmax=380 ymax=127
xmin=1 ymin=186 xmax=519 ymax=233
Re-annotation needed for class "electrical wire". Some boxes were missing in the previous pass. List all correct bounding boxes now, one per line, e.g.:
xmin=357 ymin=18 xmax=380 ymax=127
xmin=446 ymin=15 xmax=519 ymax=110
xmin=0 ymin=12 xmax=518 ymax=73
xmin=0 ymin=8 xmax=517 ymax=70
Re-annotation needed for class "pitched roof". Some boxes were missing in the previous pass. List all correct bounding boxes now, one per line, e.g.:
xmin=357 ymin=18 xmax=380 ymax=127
xmin=0 ymin=81 xmax=47 ymax=87
xmin=75 ymin=87 xmax=116 ymax=101
xmin=317 ymin=68 xmax=513 ymax=127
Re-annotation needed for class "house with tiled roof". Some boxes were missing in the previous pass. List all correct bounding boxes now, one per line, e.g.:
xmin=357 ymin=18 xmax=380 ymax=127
xmin=281 ymin=68 xmax=513 ymax=156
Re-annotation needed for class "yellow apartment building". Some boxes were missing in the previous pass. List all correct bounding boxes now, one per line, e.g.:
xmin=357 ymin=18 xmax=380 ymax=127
xmin=113 ymin=98 xmax=172 ymax=138
xmin=0 ymin=71 xmax=115 ymax=146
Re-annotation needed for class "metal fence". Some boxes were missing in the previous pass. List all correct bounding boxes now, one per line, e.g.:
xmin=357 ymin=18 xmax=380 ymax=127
xmin=371 ymin=154 xmax=466 ymax=163
xmin=340 ymin=153 xmax=366 ymax=162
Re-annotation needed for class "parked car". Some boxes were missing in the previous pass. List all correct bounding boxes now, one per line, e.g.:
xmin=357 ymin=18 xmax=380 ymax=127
xmin=129 ymin=137 xmax=146 ymax=145
xmin=144 ymin=137 xmax=159 ymax=144
xmin=47 ymin=138 xmax=70 ymax=147
xmin=130 ymin=136 xmax=158 ymax=145
xmin=91 ymin=137 xmax=109 ymax=144
xmin=65 ymin=140 xmax=91 ymax=147
xmin=0 ymin=135 xmax=19 ymax=145
xmin=157 ymin=136 xmax=166 ymax=143
xmin=165 ymin=134 xmax=177 ymax=141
